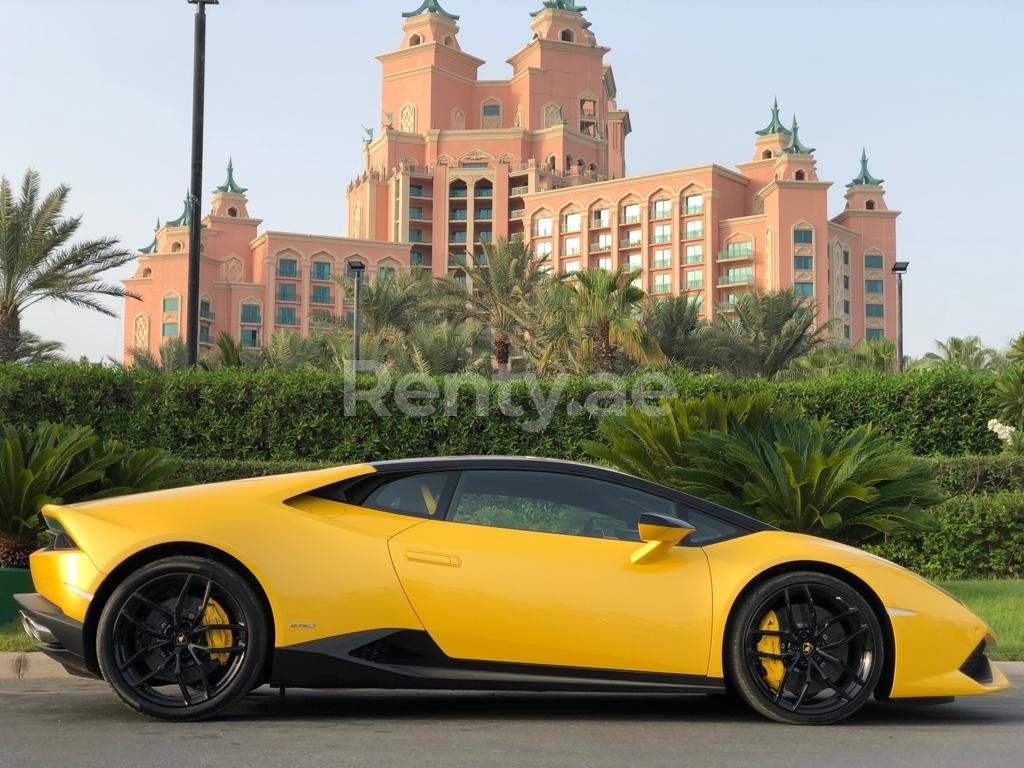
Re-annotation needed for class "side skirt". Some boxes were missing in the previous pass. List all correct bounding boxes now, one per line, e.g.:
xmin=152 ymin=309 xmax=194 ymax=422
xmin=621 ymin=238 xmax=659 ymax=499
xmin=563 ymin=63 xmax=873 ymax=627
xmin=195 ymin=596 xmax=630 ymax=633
xmin=270 ymin=629 xmax=725 ymax=694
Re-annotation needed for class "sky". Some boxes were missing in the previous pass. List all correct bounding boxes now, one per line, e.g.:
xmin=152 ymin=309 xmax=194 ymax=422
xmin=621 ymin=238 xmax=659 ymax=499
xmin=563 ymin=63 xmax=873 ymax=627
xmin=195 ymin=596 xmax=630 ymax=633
xmin=2 ymin=0 xmax=1022 ymax=361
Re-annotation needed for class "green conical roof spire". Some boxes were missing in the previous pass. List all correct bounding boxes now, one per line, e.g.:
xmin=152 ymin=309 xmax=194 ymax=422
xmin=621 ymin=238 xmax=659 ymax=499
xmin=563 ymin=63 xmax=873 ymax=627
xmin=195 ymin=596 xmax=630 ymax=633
xmin=166 ymin=194 xmax=192 ymax=228
xmin=531 ymin=0 xmax=588 ymax=17
xmin=847 ymin=148 xmax=884 ymax=187
xmin=138 ymin=219 xmax=161 ymax=254
xmin=781 ymin=116 xmax=815 ymax=155
xmin=402 ymin=0 xmax=459 ymax=20
xmin=755 ymin=98 xmax=792 ymax=137
xmin=214 ymin=158 xmax=248 ymax=194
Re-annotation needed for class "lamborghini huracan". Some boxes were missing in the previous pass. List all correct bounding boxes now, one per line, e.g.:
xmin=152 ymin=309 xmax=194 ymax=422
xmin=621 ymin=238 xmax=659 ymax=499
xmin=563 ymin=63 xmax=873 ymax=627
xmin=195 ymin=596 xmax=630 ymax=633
xmin=16 ymin=457 xmax=1009 ymax=724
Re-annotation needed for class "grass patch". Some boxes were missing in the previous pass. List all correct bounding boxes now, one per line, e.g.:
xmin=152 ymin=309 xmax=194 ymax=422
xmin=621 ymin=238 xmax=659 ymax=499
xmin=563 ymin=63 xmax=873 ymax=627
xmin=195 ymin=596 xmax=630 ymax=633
xmin=0 ymin=619 xmax=36 ymax=653
xmin=940 ymin=579 xmax=1024 ymax=661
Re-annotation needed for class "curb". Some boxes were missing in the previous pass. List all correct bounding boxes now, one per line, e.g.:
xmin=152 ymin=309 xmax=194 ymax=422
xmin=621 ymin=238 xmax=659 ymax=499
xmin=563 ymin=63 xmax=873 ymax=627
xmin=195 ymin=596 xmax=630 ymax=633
xmin=2 ymin=651 xmax=1023 ymax=683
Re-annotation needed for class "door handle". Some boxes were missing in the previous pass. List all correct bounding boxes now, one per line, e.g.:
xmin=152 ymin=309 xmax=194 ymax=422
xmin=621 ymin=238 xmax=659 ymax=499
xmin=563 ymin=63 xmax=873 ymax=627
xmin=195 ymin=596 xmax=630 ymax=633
xmin=404 ymin=550 xmax=462 ymax=568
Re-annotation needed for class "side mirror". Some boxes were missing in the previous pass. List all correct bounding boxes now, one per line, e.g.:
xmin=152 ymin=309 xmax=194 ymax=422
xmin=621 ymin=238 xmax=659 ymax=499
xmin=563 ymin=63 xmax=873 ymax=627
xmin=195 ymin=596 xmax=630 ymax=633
xmin=631 ymin=512 xmax=696 ymax=565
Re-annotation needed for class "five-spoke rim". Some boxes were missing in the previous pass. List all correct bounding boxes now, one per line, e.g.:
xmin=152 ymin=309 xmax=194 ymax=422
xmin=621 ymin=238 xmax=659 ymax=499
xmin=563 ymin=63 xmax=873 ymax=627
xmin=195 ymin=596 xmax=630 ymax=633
xmin=111 ymin=573 xmax=248 ymax=708
xmin=743 ymin=583 xmax=875 ymax=716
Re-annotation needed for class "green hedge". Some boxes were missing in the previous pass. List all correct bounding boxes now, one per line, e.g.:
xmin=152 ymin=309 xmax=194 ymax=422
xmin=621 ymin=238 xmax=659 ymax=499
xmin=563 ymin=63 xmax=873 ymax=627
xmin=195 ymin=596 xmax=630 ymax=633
xmin=0 ymin=364 xmax=1002 ymax=461
xmin=868 ymin=492 xmax=1024 ymax=580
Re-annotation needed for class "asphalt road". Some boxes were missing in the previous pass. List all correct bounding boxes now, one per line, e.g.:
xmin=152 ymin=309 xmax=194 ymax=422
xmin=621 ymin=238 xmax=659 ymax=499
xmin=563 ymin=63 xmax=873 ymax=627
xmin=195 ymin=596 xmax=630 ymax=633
xmin=2 ymin=674 xmax=1022 ymax=768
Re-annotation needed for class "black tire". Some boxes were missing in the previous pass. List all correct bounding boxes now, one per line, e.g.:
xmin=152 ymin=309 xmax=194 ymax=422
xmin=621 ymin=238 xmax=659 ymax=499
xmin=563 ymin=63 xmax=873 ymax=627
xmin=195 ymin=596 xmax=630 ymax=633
xmin=726 ymin=571 xmax=884 ymax=725
xmin=97 ymin=556 xmax=268 ymax=721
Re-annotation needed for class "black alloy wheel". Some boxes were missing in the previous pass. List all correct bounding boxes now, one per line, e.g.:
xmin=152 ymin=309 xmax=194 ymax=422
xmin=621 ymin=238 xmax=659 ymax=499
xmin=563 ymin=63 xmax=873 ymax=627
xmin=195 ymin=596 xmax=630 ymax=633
xmin=727 ymin=571 xmax=885 ymax=725
xmin=97 ymin=556 xmax=268 ymax=720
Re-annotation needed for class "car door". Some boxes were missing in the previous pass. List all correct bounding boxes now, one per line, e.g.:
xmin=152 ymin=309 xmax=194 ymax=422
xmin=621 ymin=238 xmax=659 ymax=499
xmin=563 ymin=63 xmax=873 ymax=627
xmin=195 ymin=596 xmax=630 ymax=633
xmin=388 ymin=469 xmax=713 ymax=677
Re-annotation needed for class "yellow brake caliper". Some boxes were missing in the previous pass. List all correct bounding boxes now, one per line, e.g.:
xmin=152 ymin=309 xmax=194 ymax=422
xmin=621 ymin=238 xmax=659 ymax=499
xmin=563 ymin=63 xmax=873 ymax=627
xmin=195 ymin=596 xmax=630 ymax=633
xmin=757 ymin=610 xmax=784 ymax=691
xmin=202 ymin=599 xmax=232 ymax=665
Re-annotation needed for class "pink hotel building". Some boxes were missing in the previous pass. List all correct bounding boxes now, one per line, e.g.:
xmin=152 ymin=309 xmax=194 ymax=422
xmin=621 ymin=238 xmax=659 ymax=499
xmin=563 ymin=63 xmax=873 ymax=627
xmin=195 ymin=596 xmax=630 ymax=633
xmin=123 ymin=0 xmax=900 ymax=359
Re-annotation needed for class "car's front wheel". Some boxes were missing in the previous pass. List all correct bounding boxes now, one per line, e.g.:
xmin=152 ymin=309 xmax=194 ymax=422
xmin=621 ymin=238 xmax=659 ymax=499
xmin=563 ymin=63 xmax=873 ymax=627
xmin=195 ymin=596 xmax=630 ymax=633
xmin=727 ymin=571 xmax=884 ymax=725
xmin=97 ymin=556 xmax=268 ymax=720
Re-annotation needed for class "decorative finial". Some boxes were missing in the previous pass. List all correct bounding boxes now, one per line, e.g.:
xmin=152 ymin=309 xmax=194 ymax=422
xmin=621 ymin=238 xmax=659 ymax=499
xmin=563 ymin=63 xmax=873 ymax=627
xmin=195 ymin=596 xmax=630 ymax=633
xmin=166 ymin=193 xmax=192 ymax=228
xmin=847 ymin=148 xmax=884 ymax=187
xmin=384 ymin=112 xmax=394 ymax=129
xmin=362 ymin=126 xmax=374 ymax=145
xmin=155 ymin=218 xmax=161 ymax=230
xmin=755 ymin=98 xmax=792 ymax=137
xmin=531 ymin=0 xmax=588 ymax=17
xmin=781 ymin=116 xmax=815 ymax=155
xmin=402 ymin=0 xmax=459 ymax=20
xmin=214 ymin=157 xmax=248 ymax=194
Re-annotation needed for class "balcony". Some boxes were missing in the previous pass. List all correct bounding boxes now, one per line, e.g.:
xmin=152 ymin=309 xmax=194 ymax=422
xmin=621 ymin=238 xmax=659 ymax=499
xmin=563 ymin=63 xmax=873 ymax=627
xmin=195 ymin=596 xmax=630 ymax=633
xmin=685 ymin=256 xmax=704 ymax=265
xmin=276 ymin=268 xmax=300 ymax=279
xmin=409 ymin=186 xmax=432 ymax=199
xmin=410 ymin=253 xmax=431 ymax=267
xmin=685 ymin=282 xmax=704 ymax=291
xmin=620 ymin=214 xmax=641 ymax=225
xmin=718 ymin=275 xmax=755 ymax=287
xmin=475 ymin=210 xmax=493 ymax=221
xmin=475 ymin=188 xmax=494 ymax=198
xmin=449 ymin=189 xmax=469 ymax=199
xmin=509 ymin=209 xmax=526 ymax=220
xmin=718 ymin=250 xmax=754 ymax=262
xmin=651 ymin=210 xmax=672 ymax=221
xmin=449 ymin=233 xmax=468 ymax=244
xmin=717 ymin=302 xmax=739 ymax=313
xmin=409 ymin=232 xmax=425 ymax=243
xmin=199 ymin=308 xmax=215 ymax=321
xmin=589 ymin=241 xmax=612 ymax=253
xmin=532 ymin=229 xmax=553 ymax=238
xmin=652 ymin=260 xmax=672 ymax=269
xmin=510 ymin=185 xmax=530 ymax=196
xmin=685 ymin=206 xmax=704 ymax=215
xmin=651 ymin=284 xmax=672 ymax=295
xmin=652 ymin=234 xmax=673 ymax=244
xmin=449 ymin=210 xmax=468 ymax=221
xmin=620 ymin=238 xmax=643 ymax=249
xmin=591 ymin=217 xmax=611 ymax=229
xmin=681 ymin=230 xmax=704 ymax=241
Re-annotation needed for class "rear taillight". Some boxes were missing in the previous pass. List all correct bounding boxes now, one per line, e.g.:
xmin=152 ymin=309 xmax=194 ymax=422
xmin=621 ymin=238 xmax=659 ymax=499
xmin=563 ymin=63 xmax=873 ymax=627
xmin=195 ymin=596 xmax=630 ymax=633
xmin=42 ymin=515 xmax=78 ymax=551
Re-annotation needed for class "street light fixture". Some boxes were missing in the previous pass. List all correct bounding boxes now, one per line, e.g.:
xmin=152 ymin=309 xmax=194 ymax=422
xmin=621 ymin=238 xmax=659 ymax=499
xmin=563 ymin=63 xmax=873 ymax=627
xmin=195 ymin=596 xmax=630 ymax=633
xmin=350 ymin=262 xmax=366 ymax=363
xmin=185 ymin=0 xmax=219 ymax=367
xmin=892 ymin=261 xmax=910 ymax=373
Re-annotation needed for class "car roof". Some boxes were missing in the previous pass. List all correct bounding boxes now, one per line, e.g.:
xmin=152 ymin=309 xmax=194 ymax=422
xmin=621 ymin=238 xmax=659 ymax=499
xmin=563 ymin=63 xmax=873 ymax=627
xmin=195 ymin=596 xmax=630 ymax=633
xmin=368 ymin=456 xmax=774 ymax=533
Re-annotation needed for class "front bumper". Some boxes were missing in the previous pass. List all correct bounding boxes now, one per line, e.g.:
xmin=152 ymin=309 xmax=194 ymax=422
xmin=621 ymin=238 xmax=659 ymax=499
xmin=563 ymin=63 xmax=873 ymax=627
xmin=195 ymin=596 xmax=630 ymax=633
xmin=14 ymin=593 xmax=100 ymax=680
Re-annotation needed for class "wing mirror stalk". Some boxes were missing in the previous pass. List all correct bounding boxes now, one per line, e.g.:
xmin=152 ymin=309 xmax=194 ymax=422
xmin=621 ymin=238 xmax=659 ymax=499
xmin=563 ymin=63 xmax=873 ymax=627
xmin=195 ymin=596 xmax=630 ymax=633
xmin=631 ymin=513 xmax=696 ymax=565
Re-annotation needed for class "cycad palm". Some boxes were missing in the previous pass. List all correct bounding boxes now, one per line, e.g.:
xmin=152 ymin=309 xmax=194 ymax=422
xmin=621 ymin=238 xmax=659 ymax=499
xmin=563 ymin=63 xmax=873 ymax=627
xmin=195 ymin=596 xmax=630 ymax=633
xmin=459 ymin=237 xmax=547 ymax=372
xmin=0 ymin=170 xmax=137 ymax=362
xmin=541 ymin=267 xmax=664 ymax=374
xmin=701 ymin=289 xmax=829 ymax=380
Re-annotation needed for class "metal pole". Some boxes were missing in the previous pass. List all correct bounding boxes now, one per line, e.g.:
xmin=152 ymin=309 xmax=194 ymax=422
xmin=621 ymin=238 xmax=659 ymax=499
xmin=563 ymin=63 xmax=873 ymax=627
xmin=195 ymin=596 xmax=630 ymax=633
xmin=897 ymin=273 xmax=905 ymax=373
xmin=353 ymin=272 xmax=363 ymax=363
xmin=186 ymin=1 xmax=216 ymax=366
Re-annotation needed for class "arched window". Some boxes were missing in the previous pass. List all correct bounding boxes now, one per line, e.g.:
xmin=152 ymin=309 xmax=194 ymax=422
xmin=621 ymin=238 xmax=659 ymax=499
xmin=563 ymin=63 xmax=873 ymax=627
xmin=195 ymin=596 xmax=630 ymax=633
xmin=866 ymin=199 xmax=876 ymax=210
xmin=443 ymin=35 xmax=453 ymax=46
xmin=589 ymin=163 xmax=597 ymax=174
xmin=546 ymin=155 xmax=556 ymax=172
xmin=532 ymin=32 xmax=540 ymax=41
xmin=379 ymin=266 xmax=397 ymax=283
xmin=142 ymin=268 xmax=152 ymax=278
xmin=566 ymin=155 xmax=573 ymax=171
xmin=560 ymin=29 xmax=575 ymax=42
xmin=227 ymin=207 xmax=238 ymax=218
xmin=171 ymin=241 xmax=183 ymax=253
xmin=795 ymin=170 xmax=806 ymax=181
xmin=762 ymin=149 xmax=772 ymax=160
xmin=409 ymin=34 xmax=421 ymax=46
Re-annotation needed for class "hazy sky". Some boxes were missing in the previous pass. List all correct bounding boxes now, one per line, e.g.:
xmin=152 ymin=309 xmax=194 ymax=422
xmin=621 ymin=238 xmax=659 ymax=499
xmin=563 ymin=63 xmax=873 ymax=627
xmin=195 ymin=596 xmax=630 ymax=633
xmin=2 ymin=0 xmax=1022 ymax=360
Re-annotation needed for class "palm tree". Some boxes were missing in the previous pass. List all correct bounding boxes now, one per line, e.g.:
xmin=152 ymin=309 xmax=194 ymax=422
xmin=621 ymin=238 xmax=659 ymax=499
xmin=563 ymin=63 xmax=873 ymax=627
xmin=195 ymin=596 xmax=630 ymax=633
xmin=701 ymin=289 xmax=830 ymax=380
xmin=0 ymin=169 xmax=137 ymax=363
xmin=643 ymin=296 xmax=705 ymax=370
xmin=781 ymin=339 xmax=899 ymax=381
xmin=1008 ymin=333 xmax=1024 ymax=367
xmin=917 ymin=336 xmax=999 ymax=373
xmin=407 ymin=321 xmax=490 ymax=375
xmin=10 ymin=330 xmax=66 ymax=365
xmin=457 ymin=237 xmax=547 ymax=373
xmin=540 ymin=267 xmax=664 ymax=375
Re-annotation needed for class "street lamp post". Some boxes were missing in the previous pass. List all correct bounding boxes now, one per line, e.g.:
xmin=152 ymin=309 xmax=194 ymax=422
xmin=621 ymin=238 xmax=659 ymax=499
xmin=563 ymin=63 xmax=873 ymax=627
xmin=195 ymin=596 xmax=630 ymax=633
xmin=351 ymin=263 xmax=366 ymax=363
xmin=185 ymin=0 xmax=219 ymax=367
xmin=892 ymin=261 xmax=910 ymax=373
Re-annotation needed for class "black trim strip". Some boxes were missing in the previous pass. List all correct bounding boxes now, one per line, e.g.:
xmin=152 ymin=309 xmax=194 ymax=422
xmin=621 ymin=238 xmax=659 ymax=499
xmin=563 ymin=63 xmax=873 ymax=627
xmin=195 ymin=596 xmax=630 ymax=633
xmin=14 ymin=593 xmax=100 ymax=679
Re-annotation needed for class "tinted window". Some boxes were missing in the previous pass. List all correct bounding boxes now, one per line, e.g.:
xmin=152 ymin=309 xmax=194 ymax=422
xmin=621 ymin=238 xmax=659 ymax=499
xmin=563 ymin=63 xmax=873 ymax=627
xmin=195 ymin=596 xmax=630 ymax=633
xmin=362 ymin=473 xmax=451 ymax=517
xmin=448 ymin=470 xmax=676 ymax=542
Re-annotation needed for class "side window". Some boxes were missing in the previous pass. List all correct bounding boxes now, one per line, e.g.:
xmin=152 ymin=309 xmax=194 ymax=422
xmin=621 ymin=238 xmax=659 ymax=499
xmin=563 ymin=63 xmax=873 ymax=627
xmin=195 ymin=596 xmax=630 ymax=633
xmin=448 ymin=470 xmax=676 ymax=542
xmin=362 ymin=473 xmax=452 ymax=518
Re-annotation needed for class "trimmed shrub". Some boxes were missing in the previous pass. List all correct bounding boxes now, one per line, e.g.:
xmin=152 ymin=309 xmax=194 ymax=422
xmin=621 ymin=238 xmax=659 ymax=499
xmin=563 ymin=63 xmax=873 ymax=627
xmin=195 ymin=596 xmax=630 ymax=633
xmin=930 ymin=455 xmax=1024 ymax=495
xmin=0 ymin=365 xmax=1002 ymax=461
xmin=868 ymin=492 xmax=1024 ymax=580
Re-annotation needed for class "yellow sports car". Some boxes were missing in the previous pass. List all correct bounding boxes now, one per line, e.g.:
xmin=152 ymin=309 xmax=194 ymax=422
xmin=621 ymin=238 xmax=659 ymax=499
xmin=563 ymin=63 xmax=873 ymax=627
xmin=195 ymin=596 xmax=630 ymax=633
xmin=16 ymin=457 xmax=1009 ymax=724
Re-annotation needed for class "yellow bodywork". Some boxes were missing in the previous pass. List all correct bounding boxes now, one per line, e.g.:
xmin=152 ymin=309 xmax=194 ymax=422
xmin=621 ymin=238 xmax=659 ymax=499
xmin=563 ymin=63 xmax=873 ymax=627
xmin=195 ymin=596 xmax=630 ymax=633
xmin=32 ymin=464 xmax=1010 ymax=699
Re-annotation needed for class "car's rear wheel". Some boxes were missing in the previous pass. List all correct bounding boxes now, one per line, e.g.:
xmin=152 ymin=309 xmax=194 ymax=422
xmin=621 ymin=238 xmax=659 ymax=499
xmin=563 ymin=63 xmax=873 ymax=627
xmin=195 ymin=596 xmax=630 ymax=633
xmin=97 ymin=556 xmax=268 ymax=721
xmin=727 ymin=571 xmax=884 ymax=725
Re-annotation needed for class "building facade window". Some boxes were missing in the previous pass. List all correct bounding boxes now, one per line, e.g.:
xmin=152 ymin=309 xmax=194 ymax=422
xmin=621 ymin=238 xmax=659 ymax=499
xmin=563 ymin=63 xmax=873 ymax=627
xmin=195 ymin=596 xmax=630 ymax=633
xmin=241 ymin=304 xmax=261 ymax=324
xmin=595 ymin=233 xmax=612 ymax=250
xmin=593 ymin=208 xmax=610 ymax=227
xmin=843 ymin=300 xmax=850 ymax=314
xmin=725 ymin=266 xmax=754 ymax=284
xmin=199 ymin=326 xmax=212 ymax=344
xmin=482 ymin=103 xmax=501 ymax=118
xmin=866 ymin=303 xmax=885 ymax=318
xmin=564 ymin=259 xmax=582 ymax=273
xmin=726 ymin=241 xmax=754 ymax=259
xmin=653 ymin=224 xmax=672 ymax=244
xmin=276 ymin=307 xmax=298 ymax=326
xmin=685 ymin=244 xmax=704 ymax=264
xmin=844 ymin=325 xmax=851 ymax=340
xmin=199 ymin=299 xmax=213 ymax=320
xmin=843 ymin=275 xmax=850 ymax=290
xmin=563 ymin=212 xmax=582 ymax=232
xmin=652 ymin=248 xmax=671 ymax=268
xmin=652 ymin=199 xmax=671 ymax=219
xmin=685 ymin=270 xmax=703 ymax=290
xmin=347 ymin=262 xmax=368 ymax=281
xmin=653 ymin=274 xmax=672 ymax=293
xmin=162 ymin=323 xmax=179 ymax=338
xmin=684 ymin=220 xmax=704 ymax=240
xmin=241 ymin=329 xmax=260 ymax=348
xmin=535 ymin=216 xmax=553 ymax=236
xmin=564 ymin=236 xmax=581 ymax=256
xmin=621 ymin=203 xmax=640 ymax=224
xmin=843 ymin=250 xmax=850 ymax=265
xmin=794 ymin=255 xmax=814 ymax=271
xmin=379 ymin=266 xmax=397 ymax=282
xmin=684 ymin=194 xmax=704 ymax=215
xmin=627 ymin=253 xmax=642 ymax=269
xmin=312 ymin=262 xmax=332 ymax=281
xmin=795 ymin=282 xmax=814 ymax=296
xmin=277 ymin=283 xmax=298 ymax=302
xmin=312 ymin=286 xmax=332 ymax=305
xmin=866 ymin=328 xmax=885 ymax=342
xmin=865 ymin=279 xmax=885 ymax=294
xmin=410 ymin=206 xmax=423 ymax=220
xmin=793 ymin=228 xmax=813 ymax=244
xmin=597 ymin=257 xmax=612 ymax=270
xmin=535 ymin=241 xmax=553 ymax=259
xmin=865 ymin=253 xmax=884 ymax=270
xmin=277 ymin=258 xmax=298 ymax=278
xmin=162 ymin=296 xmax=179 ymax=313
